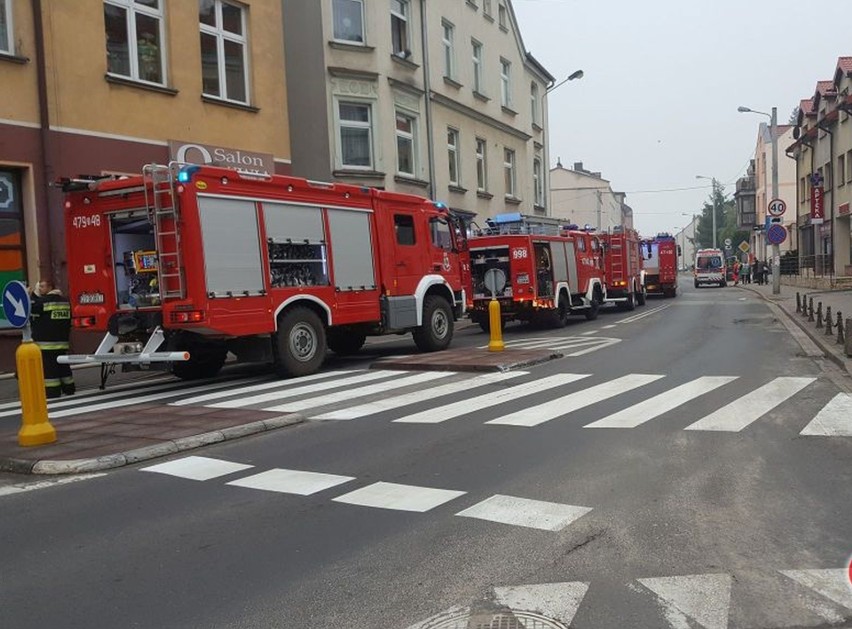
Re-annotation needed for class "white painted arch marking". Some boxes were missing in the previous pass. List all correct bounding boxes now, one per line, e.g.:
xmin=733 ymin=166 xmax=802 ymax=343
xmin=780 ymin=569 xmax=852 ymax=611
xmin=637 ymin=573 xmax=732 ymax=629
xmin=799 ymin=393 xmax=852 ymax=436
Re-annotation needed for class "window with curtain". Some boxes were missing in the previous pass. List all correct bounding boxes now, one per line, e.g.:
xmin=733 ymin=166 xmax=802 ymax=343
xmin=447 ymin=128 xmax=460 ymax=186
xmin=442 ymin=21 xmax=455 ymax=79
xmin=396 ymin=111 xmax=416 ymax=176
xmin=104 ymin=0 xmax=165 ymax=84
xmin=475 ymin=138 xmax=487 ymax=192
xmin=472 ymin=40 xmax=483 ymax=93
xmin=500 ymin=59 xmax=511 ymax=107
xmin=504 ymin=148 xmax=516 ymax=197
xmin=333 ymin=0 xmax=364 ymax=43
xmin=391 ymin=0 xmax=409 ymax=55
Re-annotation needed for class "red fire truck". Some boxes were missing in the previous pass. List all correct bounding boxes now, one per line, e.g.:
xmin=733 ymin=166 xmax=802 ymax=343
xmin=60 ymin=163 xmax=471 ymax=380
xmin=601 ymin=226 xmax=646 ymax=310
xmin=468 ymin=214 xmax=606 ymax=330
xmin=640 ymin=233 xmax=679 ymax=298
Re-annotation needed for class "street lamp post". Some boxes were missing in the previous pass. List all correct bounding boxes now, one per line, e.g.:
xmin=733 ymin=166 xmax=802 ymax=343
xmin=546 ymin=69 xmax=584 ymax=94
xmin=695 ymin=175 xmax=718 ymax=249
xmin=738 ymin=105 xmax=781 ymax=295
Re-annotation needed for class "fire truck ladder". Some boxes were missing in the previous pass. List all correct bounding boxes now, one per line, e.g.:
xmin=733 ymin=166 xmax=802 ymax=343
xmin=143 ymin=163 xmax=185 ymax=300
xmin=609 ymin=233 xmax=624 ymax=280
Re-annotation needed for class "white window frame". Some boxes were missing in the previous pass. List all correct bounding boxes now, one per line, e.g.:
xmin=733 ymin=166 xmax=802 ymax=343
xmin=391 ymin=0 xmax=409 ymax=56
xmin=533 ymin=156 xmax=543 ymax=206
xmin=498 ymin=0 xmax=507 ymax=28
xmin=395 ymin=109 xmax=417 ymax=177
xmin=838 ymin=153 xmax=846 ymax=187
xmin=475 ymin=137 xmax=487 ymax=192
xmin=333 ymin=0 xmax=365 ymax=44
xmin=472 ymin=39 xmax=483 ymax=94
xmin=104 ymin=0 xmax=168 ymax=85
xmin=530 ymin=82 xmax=539 ymax=125
xmin=199 ymin=0 xmax=250 ymax=104
xmin=447 ymin=127 xmax=460 ymax=186
xmin=442 ymin=20 xmax=455 ymax=79
xmin=336 ymin=99 xmax=374 ymax=170
xmin=483 ymin=0 xmax=492 ymax=17
xmin=0 ymin=0 xmax=13 ymax=55
xmin=500 ymin=58 xmax=511 ymax=107
xmin=504 ymin=148 xmax=516 ymax=198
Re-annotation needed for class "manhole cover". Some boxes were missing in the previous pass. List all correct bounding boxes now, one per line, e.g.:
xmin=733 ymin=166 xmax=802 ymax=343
xmin=420 ymin=610 xmax=568 ymax=629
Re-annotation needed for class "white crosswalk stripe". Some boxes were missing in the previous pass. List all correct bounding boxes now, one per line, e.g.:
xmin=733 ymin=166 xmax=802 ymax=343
xmin=314 ymin=371 xmax=526 ymax=420
xmin=331 ymin=481 xmax=466 ymax=512
xmin=799 ymin=393 xmax=852 ymax=436
xmin=140 ymin=455 xmax=253 ymax=480
xmin=261 ymin=371 xmax=454 ymax=414
xmin=684 ymin=377 xmax=817 ymax=432
xmin=393 ymin=373 xmax=590 ymax=424
xmin=487 ymin=373 xmax=665 ymax=427
xmin=455 ymin=494 xmax=592 ymax=531
xmin=476 ymin=335 xmax=621 ymax=356
xmin=205 ymin=370 xmax=399 ymax=409
xmin=226 ymin=468 xmax=355 ymax=495
xmin=584 ymin=376 xmax=738 ymax=429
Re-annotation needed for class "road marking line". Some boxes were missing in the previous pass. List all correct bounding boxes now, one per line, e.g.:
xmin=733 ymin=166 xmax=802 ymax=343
xmin=314 ymin=371 xmax=525 ymax=420
xmin=637 ymin=573 xmax=732 ymax=629
xmin=332 ymin=481 xmax=466 ymax=512
xmin=0 ymin=375 xmax=175 ymax=412
xmin=455 ymin=494 xmax=592 ymax=531
xmin=172 ymin=369 xmax=357 ymax=406
xmin=584 ymin=376 xmax=738 ymax=428
xmin=0 ymin=473 xmax=106 ymax=497
xmin=601 ymin=324 xmax=617 ymax=329
xmin=262 ymin=371 xmax=453 ymax=413
xmin=206 ymin=370 xmax=399 ymax=409
xmin=580 ymin=330 xmax=599 ymax=335
xmin=616 ymin=304 xmax=672 ymax=324
xmin=684 ymin=377 xmax=817 ymax=432
xmin=226 ymin=468 xmax=355 ymax=495
xmin=140 ymin=455 xmax=253 ymax=481
xmin=393 ymin=373 xmax=590 ymax=424
xmin=800 ymin=393 xmax=852 ymax=436
xmin=487 ymin=374 xmax=665 ymax=427
xmin=564 ymin=337 xmax=621 ymax=356
xmin=780 ymin=569 xmax=852 ymax=611
xmin=46 ymin=377 xmax=270 ymax=419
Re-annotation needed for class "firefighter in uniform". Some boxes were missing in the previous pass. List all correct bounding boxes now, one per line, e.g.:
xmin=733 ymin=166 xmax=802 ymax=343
xmin=30 ymin=282 xmax=75 ymax=398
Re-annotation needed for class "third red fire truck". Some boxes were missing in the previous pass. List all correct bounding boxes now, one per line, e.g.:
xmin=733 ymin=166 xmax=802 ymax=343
xmin=468 ymin=213 xmax=606 ymax=330
xmin=60 ymin=163 xmax=471 ymax=381
xmin=640 ymin=233 xmax=679 ymax=298
xmin=601 ymin=226 xmax=646 ymax=310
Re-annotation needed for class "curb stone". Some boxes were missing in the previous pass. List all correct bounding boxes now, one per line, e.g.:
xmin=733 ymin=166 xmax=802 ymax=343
xmin=4 ymin=413 xmax=305 ymax=476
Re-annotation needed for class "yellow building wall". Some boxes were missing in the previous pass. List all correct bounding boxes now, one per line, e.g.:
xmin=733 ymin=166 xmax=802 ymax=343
xmin=41 ymin=0 xmax=289 ymax=158
xmin=0 ymin=0 xmax=40 ymax=125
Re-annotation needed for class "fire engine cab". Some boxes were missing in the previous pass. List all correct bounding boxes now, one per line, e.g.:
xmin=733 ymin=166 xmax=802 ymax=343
xmin=60 ymin=163 xmax=470 ymax=380
xmin=601 ymin=226 xmax=646 ymax=310
xmin=468 ymin=213 xmax=606 ymax=330
xmin=640 ymin=233 xmax=679 ymax=298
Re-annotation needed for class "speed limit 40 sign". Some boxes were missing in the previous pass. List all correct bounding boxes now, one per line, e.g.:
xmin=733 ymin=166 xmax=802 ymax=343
xmin=768 ymin=198 xmax=787 ymax=217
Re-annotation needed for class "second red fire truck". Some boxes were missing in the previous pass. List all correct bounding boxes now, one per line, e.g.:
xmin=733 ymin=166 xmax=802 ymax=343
xmin=61 ymin=163 xmax=471 ymax=380
xmin=640 ymin=233 xmax=679 ymax=298
xmin=467 ymin=214 xmax=607 ymax=330
xmin=601 ymin=226 xmax=646 ymax=310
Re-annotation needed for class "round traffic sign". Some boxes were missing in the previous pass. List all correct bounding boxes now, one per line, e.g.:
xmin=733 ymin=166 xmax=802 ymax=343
xmin=483 ymin=268 xmax=507 ymax=295
xmin=768 ymin=198 xmax=787 ymax=217
xmin=2 ymin=280 xmax=31 ymax=328
xmin=766 ymin=223 xmax=787 ymax=245
xmin=724 ymin=238 xmax=732 ymax=247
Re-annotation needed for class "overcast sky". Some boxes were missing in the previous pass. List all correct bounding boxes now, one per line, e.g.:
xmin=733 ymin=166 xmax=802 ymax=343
xmin=512 ymin=0 xmax=848 ymax=237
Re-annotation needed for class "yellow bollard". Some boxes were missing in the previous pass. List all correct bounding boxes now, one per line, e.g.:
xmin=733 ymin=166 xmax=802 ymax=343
xmin=487 ymin=298 xmax=504 ymax=352
xmin=17 ymin=340 xmax=56 ymax=447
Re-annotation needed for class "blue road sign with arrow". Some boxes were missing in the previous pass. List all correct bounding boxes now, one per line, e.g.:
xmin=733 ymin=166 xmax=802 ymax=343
xmin=2 ymin=281 xmax=31 ymax=329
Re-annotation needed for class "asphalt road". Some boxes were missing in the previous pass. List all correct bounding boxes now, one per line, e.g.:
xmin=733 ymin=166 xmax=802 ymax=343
xmin=1 ymin=283 xmax=850 ymax=629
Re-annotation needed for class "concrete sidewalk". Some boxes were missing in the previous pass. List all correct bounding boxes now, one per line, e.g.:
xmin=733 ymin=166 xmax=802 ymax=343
xmin=741 ymin=281 xmax=852 ymax=374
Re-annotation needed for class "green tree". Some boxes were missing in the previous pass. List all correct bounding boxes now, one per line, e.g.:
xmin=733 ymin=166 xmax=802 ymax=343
xmin=693 ymin=180 xmax=749 ymax=255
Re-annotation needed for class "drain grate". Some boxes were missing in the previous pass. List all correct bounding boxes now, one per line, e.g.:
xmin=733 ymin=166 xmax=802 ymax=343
xmin=420 ymin=610 xmax=568 ymax=629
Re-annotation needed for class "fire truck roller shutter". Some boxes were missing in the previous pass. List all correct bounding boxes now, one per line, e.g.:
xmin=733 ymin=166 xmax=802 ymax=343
xmin=197 ymin=197 xmax=265 ymax=297
xmin=326 ymin=209 xmax=377 ymax=291
xmin=563 ymin=241 xmax=579 ymax=296
xmin=551 ymin=242 xmax=569 ymax=285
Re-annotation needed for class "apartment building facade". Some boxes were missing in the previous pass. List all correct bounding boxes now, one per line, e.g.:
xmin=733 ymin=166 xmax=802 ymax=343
xmin=789 ymin=57 xmax=852 ymax=279
xmin=0 ymin=0 xmax=291 ymax=337
xmin=282 ymin=0 xmax=554 ymax=222
xmin=550 ymin=161 xmax=632 ymax=231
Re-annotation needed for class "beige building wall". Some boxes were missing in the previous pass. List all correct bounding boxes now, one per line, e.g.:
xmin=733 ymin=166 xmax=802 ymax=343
xmin=753 ymin=124 xmax=796 ymax=257
xmin=40 ymin=0 xmax=289 ymax=157
xmin=550 ymin=163 xmax=625 ymax=231
xmin=0 ymin=0 xmax=39 ymax=125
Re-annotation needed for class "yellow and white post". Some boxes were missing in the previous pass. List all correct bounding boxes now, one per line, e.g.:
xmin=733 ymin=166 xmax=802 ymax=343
xmin=487 ymin=297 xmax=504 ymax=352
xmin=17 ymin=323 xmax=56 ymax=446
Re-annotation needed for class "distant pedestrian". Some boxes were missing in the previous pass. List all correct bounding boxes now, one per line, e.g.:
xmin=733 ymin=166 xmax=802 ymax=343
xmin=761 ymin=261 xmax=769 ymax=285
xmin=30 ymin=281 xmax=75 ymax=398
xmin=753 ymin=259 xmax=762 ymax=285
xmin=741 ymin=262 xmax=751 ymax=284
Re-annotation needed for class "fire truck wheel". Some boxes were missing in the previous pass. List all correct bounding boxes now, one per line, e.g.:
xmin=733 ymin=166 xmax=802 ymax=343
xmin=171 ymin=344 xmax=227 ymax=380
xmin=636 ymin=287 xmax=647 ymax=306
xmin=413 ymin=295 xmax=454 ymax=352
xmin=275 ymin=307 xmax=327 ymax=377
xmin=548 ymin=295 xmax=570 ymax=328
xmin=584 ymin=291 xmax=601 ymax=321
xmin=622 ymin=292 xmax=636 ymax=311
xmin=327 ymin=330 xmax=366 ymax=355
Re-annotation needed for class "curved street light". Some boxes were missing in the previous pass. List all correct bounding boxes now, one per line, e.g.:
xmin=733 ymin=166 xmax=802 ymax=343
xmin=546 ymin=69 xmax=584 ymax=94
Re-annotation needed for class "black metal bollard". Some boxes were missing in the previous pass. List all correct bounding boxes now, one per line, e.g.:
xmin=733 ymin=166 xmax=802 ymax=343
xmin=816 ymin=302 xmax=823 ymax=329
xmin=825 ymin=306 xmax=833 ymax=335
xmin=837 ymin=312 xmax=845 ymax=345
xmin=796 ymin=292 xmax=802 ymax=313
xmin=846 ymin=318 xmax=852 ymax=357
xmin=808 ymin=297 xmax=815 ymax=321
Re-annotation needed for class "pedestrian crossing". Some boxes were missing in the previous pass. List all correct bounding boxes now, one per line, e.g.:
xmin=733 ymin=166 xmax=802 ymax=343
xmin=140 ymin=455 xmax=594 ymax=532
xmin=2 ymin=366 xmax=848 ymax=438
xmin=476 ymin=335 xmax=622 ymax=356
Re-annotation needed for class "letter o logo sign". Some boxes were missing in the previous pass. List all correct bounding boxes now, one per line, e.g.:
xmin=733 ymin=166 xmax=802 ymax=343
xmin=175 ymin=143 xmax=213 ymax=165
